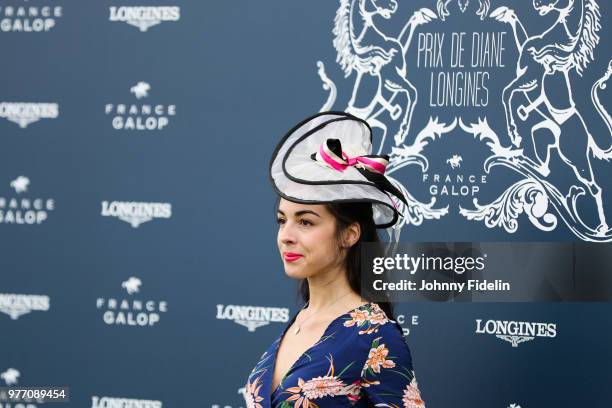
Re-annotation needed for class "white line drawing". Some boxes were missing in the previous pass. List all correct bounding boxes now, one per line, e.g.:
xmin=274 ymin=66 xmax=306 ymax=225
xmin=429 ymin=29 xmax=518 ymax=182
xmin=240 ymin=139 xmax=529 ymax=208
xmin=128 ymin=20 xmax=161 ymax=32
xmin=319 ymin=1 xmax=438 ymax=150
xmin=234 ymin=320 xmax=270 ymax=332
xmin=458 ymin=115 xmax=612 ymax=241
xmin=317 ymin=61 xmax=337 ymax=112
xmin=493 ymin=1 xmax=604 ymax=144
xmin=497 ymin=334 xmax=535 ymax=347
xmin=121 ymin=277 xmax=142 ymax=294
xmin=458 ymin=117 xmax=559 ymax=233
xmin=446 ymin=154 xmax=463 ymax=169
xmin=130 ymin=81 xmax=150 ymax=99
xmin=436 ymin=0 xmax=490 ymax=20
xmin=316 ymin=0 xmax=612 ymax=241
xmin=10 ymin=176 xmax=29 ymax=194
xmin=318 ymin=1 xmax=448 ymax=242
xmin=1 ymin=368 xmax=19 ymax=385
xmin=382 ymin=117 xmax=455 ymax=243
xmin=460 ymin=0 xmax=612 ymax=240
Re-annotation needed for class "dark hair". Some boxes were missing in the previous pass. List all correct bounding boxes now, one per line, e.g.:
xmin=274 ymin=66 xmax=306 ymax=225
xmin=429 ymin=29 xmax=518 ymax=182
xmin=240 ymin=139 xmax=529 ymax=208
xmin=275 ymin=197 xmax=396 ymax=320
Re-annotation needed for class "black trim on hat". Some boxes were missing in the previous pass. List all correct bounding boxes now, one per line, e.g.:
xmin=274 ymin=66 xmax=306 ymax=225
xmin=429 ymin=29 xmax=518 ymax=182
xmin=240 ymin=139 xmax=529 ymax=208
xmin=268 ymin=111 xmax=405 ymax=228
xmin=271 ymin=187 xmax=400 ymax=229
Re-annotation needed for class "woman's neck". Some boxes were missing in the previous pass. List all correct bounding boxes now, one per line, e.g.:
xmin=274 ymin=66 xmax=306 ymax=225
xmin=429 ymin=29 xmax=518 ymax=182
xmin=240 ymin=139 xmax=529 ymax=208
xmin=305 ymin=267 xmax=364 ymax=313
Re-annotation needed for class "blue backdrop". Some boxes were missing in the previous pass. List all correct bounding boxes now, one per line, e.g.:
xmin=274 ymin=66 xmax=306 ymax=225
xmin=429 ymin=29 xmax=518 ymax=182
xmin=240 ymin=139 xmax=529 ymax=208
xmin=1 ymin=1 xmax=611 ymax=407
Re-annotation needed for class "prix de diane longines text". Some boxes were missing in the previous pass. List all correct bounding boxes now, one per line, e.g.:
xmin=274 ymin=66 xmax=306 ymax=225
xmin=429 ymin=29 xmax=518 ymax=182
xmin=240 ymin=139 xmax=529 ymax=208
xmin=417 ymin=31 xmax=507 ymax=108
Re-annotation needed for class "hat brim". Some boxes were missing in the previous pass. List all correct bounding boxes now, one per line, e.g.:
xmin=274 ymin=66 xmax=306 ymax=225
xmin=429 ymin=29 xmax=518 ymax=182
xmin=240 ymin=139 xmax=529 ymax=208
xmin=269 ymin=111 xmax=402 ymax=229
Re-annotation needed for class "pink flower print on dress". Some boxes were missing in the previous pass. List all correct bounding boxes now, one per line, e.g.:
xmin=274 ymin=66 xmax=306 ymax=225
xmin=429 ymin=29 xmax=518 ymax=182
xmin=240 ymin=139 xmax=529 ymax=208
xmin=301 ymin=376 xmax=347 ymax=399
xmin=402 ymin=377 xmax=425 ymax=408
xmin=343 ymin=379 xmax=362 ymax=402
xmin=342 ymin=303 xmax=391 ymax=335
xmin=343 ymin=309 xmax=369 ymax=328
xmin=284 ymin=378 xmax=314 ymax=408
xmin=244 ymin=376 xmax=264 ymax=408
xmin=363 ymin=343 xmax=396 ymax=374
xmin=280 ymin=354 xmax=354 ymax=408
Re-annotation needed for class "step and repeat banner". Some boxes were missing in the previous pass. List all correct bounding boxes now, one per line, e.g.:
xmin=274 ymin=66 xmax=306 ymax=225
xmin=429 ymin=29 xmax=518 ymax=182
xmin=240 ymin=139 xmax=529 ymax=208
xmin=1 ymin=1 xmax=611 ymax=407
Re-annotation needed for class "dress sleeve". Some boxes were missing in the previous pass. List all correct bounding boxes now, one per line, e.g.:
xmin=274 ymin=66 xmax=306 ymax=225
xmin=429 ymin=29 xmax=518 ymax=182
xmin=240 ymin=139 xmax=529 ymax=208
xmin=359 ymin=322 xmax=426 ymax=408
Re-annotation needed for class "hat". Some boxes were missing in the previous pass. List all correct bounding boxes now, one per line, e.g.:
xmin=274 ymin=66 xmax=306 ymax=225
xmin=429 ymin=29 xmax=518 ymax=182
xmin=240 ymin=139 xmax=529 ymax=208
xmin=269 ymin=111 xmax=407 ymax=228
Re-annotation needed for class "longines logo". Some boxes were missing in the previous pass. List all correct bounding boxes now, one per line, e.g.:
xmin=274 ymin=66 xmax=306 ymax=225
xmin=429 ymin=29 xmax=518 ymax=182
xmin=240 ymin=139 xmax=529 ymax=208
xmin=216 ymin=304 xmax=290 ymax=332
xmin=91 ymin=396 xmax=162 ymax=408
xmin=0 ymin=293 xmax=50 ymax=320
xmin=109 ymin=6 xmax=180 ymax=32
xmin=475 ymin=318 xmax=556 ymax=347
xmin=100 ymin=200 xmax=172 ymax=228
xmin=0 ymin=176 xmax=55 ymax=225
xmin=0 ymin=4 xmax=62 ymax=32
xmin=96 ymin=277 xmax=168 ymax=327
xmin=0 ymin=102 xmax=58 ymax=128
xmin=105 ymin=82 xmax=176 ymax=131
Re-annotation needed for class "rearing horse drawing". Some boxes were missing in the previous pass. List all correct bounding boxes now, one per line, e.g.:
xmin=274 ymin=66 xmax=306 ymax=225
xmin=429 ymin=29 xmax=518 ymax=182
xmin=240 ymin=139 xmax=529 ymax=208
xmin=494 ymin=0 xmax=612 ymax=234
xmin=333 ymin=0 xmax=436 ymax=151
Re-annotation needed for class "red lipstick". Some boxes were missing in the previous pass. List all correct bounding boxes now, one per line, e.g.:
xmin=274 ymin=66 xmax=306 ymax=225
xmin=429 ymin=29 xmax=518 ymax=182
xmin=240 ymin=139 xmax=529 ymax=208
xmin=283 ymin=252 xmax=304 ymax=262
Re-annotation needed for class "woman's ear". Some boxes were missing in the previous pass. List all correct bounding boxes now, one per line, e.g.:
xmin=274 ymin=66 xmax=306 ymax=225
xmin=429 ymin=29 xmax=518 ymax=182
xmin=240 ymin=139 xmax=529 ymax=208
xmin=342 ymin=222 xmax=361 ymax=248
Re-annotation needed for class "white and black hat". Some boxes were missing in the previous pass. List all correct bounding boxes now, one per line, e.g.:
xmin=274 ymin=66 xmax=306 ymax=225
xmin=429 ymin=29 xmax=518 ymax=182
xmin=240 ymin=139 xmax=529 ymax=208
xmin=269 ymin=111 xmax=407 ymax=228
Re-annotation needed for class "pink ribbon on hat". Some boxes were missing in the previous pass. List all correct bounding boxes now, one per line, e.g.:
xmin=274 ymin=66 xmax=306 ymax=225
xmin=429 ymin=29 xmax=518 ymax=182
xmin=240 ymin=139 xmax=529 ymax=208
xmin=316 ymin=139 xmax=388 ymax=175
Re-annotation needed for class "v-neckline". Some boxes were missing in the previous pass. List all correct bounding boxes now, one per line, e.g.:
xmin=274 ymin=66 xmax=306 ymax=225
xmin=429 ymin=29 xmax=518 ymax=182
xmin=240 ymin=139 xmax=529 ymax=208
xmin=268 ymin=301 xmax=372 ymax=401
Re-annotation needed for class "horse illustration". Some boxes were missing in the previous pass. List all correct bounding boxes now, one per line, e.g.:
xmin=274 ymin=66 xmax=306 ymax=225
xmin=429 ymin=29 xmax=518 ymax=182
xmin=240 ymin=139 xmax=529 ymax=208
xmin=10 ymin=175 xmax=29 ymax=193
xmin=493 ymin=0 xmax=611 ymax=234
xmin=332 ymin=0 xmax=436 ymax=151
xmin=121 ymin=276 xmax=142 ymax=294
xmin=446 ymin=154 xmax=462 ymax=168
xmin=130 ymin=81 xmax=150 ymax=99
xmin=437 ymin=0 xmax=491 ymax=20
xmin=0 ymin=368 xmax=19 ymax=385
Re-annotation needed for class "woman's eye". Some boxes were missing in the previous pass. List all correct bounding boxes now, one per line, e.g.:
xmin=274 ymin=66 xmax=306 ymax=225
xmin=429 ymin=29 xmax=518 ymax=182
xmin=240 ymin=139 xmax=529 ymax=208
xmin=275 ymin=218 xmax=312 ymax=226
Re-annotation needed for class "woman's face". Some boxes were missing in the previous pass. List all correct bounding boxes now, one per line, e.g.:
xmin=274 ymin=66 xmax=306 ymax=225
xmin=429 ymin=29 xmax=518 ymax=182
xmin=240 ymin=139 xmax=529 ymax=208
xmin=276 ymin=198 xmax=342 ymax=279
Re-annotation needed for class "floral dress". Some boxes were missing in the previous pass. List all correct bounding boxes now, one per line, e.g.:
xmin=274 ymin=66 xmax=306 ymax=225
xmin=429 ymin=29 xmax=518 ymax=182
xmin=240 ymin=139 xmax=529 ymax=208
xmin=244 ymin=302 xmax=425 ymax=408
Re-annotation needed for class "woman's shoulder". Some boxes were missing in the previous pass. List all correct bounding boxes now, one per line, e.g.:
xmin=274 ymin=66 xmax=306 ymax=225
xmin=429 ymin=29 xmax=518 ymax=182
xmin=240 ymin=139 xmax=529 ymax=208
xmin=341 ymin=301 xmax=404 ymax=337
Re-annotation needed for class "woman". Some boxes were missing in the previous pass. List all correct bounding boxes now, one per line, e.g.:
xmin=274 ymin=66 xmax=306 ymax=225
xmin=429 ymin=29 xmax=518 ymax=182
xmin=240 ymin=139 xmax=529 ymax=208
xmin=244 ymin=112 xmax=425 ymax=408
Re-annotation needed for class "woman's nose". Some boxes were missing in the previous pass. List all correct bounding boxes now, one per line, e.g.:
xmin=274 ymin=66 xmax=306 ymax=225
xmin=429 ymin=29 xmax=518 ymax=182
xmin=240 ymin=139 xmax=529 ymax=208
xmin=278 ymin=222 xmax=297 ymax=245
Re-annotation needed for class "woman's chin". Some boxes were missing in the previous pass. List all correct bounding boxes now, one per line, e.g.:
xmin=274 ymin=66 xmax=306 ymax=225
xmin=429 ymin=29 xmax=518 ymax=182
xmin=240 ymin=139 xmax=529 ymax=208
xmin=283 ymin=265 xmax=310 ymax=279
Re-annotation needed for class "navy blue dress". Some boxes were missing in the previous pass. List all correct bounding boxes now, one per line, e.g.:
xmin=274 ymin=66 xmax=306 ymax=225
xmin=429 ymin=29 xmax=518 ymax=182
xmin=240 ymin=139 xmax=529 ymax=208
xmin=244 ymin=302 xmax=425 ymax=408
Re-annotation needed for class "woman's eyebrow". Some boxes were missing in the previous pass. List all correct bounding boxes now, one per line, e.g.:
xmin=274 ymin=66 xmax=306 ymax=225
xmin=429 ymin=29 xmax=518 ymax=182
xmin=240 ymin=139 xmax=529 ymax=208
xmin=277 ymin=209 xmax=321 ymax=218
